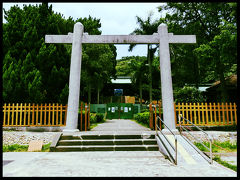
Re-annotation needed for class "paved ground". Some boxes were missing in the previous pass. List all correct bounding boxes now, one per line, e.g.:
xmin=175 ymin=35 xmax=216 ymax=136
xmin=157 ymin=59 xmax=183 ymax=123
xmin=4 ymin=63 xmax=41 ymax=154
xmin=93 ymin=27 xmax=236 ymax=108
xmin=3 ymin=119 xmax=237 ymax=177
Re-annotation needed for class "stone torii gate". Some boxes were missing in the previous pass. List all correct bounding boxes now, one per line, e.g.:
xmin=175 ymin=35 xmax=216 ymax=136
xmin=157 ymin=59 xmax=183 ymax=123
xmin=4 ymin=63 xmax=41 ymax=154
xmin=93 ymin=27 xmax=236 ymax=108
xmin=45 ymin=22 xmax=196 ymax=133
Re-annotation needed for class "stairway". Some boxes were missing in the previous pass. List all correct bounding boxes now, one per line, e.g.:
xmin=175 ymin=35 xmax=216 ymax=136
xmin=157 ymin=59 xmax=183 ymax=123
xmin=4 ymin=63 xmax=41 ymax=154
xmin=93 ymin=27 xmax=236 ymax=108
xmin=51 ymin=134 xmax=159 ymax=152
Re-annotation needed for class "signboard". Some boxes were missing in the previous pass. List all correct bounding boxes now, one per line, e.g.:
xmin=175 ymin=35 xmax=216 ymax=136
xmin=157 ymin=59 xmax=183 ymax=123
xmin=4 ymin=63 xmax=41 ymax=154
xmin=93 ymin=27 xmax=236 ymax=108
xmin=114 ymin=89 xmax=123 ymax=96
xmin=111 ymin=107 xmax=115 ymax=113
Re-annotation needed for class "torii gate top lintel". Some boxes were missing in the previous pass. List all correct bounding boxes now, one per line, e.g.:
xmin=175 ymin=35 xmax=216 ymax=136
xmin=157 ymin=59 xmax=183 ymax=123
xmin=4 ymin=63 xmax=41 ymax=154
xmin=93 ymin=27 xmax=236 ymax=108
xmin=45 ymin=22 xmax=196 ymax=44
xmin=44 ymin=22 xmax=196 ymax=133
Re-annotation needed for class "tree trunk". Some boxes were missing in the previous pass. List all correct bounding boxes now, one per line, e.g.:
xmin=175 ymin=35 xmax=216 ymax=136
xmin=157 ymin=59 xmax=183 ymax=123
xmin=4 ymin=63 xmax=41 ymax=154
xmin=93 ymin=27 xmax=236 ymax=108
xmin=139 ymin=78 xmax=142 ymax=110
xmin=216 ymin=55 xmax=228 ymax=102
xmin=148 ymin=45 xmax=153 ymax=103
xmin=88 ymin=83 xmax=91 ymax=104
xmin=97 ymin=85 xmax=100 ymax=104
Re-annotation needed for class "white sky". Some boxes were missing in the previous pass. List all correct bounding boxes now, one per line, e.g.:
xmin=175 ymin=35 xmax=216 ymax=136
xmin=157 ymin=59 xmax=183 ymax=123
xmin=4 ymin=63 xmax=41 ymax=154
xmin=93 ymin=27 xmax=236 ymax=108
xmin=2 ymin=2 xmax=166 ymax=59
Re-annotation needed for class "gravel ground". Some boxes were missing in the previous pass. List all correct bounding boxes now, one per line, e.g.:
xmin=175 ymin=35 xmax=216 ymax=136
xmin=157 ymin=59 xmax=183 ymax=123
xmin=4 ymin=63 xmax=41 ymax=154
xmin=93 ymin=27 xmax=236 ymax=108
xmin=3 ymin=130 xmax=237 ymax=146
xmin=3 ymin=131 xmax=58 ymax=145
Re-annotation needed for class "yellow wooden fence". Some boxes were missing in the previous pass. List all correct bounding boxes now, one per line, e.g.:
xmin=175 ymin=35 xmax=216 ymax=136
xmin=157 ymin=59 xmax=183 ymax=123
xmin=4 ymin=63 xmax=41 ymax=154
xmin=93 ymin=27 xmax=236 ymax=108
xmin=2 ymin=103 xmax=67 ymax=127
xmin=174 ymin=102 xmax=237 ymax=126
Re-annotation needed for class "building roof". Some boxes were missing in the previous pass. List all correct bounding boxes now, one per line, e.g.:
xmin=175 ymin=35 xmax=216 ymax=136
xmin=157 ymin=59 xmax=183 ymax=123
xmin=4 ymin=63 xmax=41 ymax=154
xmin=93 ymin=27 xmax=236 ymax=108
xmin=211 ymin=74 xmax=237 ymax=87
xmin=110 ymin=76 xmax=132 ymax=84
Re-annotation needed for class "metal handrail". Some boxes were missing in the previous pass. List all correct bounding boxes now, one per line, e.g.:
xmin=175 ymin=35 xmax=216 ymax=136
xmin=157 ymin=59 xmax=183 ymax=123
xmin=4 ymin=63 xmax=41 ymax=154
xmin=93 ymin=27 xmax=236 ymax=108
xmin=178 ymin=114 xmax=213 ymax=164
xmin=156 ymin=116 xmax=177 ymax=165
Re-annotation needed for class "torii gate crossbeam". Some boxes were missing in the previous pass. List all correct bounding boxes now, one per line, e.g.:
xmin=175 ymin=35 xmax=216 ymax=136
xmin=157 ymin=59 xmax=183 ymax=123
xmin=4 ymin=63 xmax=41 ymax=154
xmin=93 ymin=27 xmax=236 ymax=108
xmin=45 ymin=22 xmax=196 ymax=133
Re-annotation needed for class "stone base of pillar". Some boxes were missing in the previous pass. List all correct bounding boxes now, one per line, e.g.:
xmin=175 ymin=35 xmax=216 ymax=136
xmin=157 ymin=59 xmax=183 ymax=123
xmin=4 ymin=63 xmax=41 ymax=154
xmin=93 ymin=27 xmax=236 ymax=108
xmin=62 ymin=129 xmax=80 ymax=134
xmin=162 ymin=128 xmax=180 ymax=135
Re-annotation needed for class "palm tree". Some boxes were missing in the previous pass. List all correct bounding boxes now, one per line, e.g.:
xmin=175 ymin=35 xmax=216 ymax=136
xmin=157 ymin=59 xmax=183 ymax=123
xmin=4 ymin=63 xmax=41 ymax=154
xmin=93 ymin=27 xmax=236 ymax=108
xmin=129 ymin=12 xmax=159 ymax=103
xmin=128 ymin=56 xmax=148 ymax=110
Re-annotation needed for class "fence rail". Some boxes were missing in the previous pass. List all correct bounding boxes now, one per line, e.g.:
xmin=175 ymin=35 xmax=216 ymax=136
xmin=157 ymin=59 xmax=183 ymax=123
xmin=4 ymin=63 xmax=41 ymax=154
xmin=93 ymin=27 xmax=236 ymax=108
xmin=2 ymin=103 xmax=68 ymax=127
xmin=174 ymin=102 xmax=237 ymax=126
xmin=149 ymin=102 xmax=237 ymax=128
xmin=2 ymin=103 xmax=91 ymax=131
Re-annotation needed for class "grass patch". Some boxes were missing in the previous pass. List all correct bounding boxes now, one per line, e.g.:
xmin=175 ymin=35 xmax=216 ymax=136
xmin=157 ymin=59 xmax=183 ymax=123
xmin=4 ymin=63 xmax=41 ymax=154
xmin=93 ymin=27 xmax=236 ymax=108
xmin=194 ymin=140 xmax=237 ymax=172
xmin=213 ymin=155 xmax=237 ymax=172
xmin=3 ymin=143 xmax=51 ymax=152
xmin=131 ymin=119 xmax=149 ymax=129
xmin=194 ymin=140 xmax=237 ymax=153
xmin=89 ymin=120 xmax=106 ymax=130
xmin=3 ymin=144 xmax=29 ymax=152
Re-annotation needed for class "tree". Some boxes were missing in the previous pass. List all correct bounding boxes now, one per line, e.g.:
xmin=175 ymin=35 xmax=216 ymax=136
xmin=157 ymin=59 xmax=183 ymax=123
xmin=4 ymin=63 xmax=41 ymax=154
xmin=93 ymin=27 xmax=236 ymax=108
xmin=3 ymin=4 xmax=117 ymax=105
xmin=194 ymin=21 xmax=237 ymax=102
xmin=75 ymin=17 xmax=117 ymax=104
xmin=3 ymin=4 xmax=71 ymax=103
xmin=128 ymin=56 xmax=148 ymax=109
xmin=158 ymin=2 xmax=237 ymax=101
xmin=128 ymin=12 xmax=160 ymax=103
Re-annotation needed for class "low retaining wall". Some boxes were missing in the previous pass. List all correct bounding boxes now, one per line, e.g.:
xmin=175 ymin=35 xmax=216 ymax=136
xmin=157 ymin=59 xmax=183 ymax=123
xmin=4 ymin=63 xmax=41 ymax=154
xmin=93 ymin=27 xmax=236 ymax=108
xmin=3 ymin=126 xmax=65 ymax=132
xmin=3 ymin=130 xmax=237 ymax=146
xmin=181 ymin=131 xmax=237 ymax=144
xmin=3 ymin=131 xmax=60 ymax=145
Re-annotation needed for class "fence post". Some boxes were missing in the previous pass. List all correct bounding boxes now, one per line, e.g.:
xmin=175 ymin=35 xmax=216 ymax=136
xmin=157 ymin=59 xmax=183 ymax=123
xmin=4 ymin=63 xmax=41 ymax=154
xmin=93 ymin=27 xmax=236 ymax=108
xmin=222 ymin=102 xmax=225 ymax=125
xmin=56 ymin=103 xmax=59 ymax=126
xmin=88 ymin=103 xmax=90 ymax=130
xmin=44 ymin=103 xmax=47 ymax=126
xmin=40 ymin=104 xmax=43 ymax=126
xmin=60 ymin=104 xmax=63 ymax=126
xmin=209 ymin=102 xmax=213 ymax=125
xmin=159 ymin=101 xmax=161 ymax=130
xmin=36 ymin=104 xmax=39 ymax=126
xmin=205 ymin=102 xmax=209 ymax=125
xmin=218 ymin=103 xmax=221 ymax=125
xmin=233 ymin=103 xmax=237 ymax=124
xmin=48 ymin=103 xmax=51 ymax=125
xmin=81 ymin=102 xmax=83 ymax=131
xmin=3 ymin=103 xmax=6 ymax=126
xmin=85 ymin=103 xmax=87 ymax=131
xmin=174 ymin=102 xmax=177 ymax=127
xmin=229 ymin=103 xmax=233 ymax=125
xmin=64 ymin=104 xmax=67 ymax=126
xmin=154 ymin=102 xmax=157 ymax=130
xmin=51 ymin=103 xmax=54 ymax=126
xmin=8 ymin=103 xmax=11 ymax=126
xmin=149 ymin=103 xmax=153 ymax=129
xmin=12 ymin=103 xmax=15 ymax=126
xmin=16 ymin=103 xmax=19 ymax=126
xmin=20 ymin=103 xmax=23 ymax=126
xmin=226 ymin=102 xmax=229 ymax=125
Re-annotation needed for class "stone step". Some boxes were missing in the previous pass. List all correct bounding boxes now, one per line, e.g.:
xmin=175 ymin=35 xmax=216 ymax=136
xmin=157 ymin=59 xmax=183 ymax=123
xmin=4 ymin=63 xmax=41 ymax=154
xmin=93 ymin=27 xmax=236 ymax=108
xmin=61 ymin=134 xmax=155 ymax=140
xmin=58 ymin=139 xmax=157 ymax=146
xmin=54 ymin=145 xmax=159 ymax=152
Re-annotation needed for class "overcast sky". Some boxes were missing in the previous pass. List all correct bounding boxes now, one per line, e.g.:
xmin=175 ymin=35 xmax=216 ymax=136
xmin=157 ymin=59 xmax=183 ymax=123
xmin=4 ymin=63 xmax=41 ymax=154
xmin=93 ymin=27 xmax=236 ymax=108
xmin=3 ymin=2 xmax=166 ymax=59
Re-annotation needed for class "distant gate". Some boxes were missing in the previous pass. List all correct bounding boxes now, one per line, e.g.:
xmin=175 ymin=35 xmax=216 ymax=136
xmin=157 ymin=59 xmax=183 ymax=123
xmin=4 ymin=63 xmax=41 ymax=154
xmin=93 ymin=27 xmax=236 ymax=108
xmin=106 ymin=103 xmax=133 ymax=119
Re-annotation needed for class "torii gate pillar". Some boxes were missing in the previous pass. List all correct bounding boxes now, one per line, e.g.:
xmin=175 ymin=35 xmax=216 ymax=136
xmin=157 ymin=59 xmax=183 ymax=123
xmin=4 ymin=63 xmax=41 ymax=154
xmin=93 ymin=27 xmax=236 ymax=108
xmin=158 ymin=24 xmax=177 ymax=133
xmin=63 ymin=22 xmax=83 ymax=133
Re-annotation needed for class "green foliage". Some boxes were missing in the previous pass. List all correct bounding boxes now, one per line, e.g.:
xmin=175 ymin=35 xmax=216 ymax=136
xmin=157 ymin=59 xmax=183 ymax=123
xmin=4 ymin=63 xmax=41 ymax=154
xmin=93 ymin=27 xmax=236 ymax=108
xmin=157 ymin=2 xmax=237 ymax=101
xmin=194 ymin=140 xmax=237 ymax=153
xmin=174 ymin=86 xmax=206 ymax=103
xmin=194 ymin=140 xmax=237 ymax=171
xmin=3 ymin=144 xmax=29 ymax=152
xmin=134 ymin=112 xmax=150 ymax=127
xmin=2 ymin=143 xmax=51 ymax=152
xmin=3 ymin=4 xmax=117 ymax=104
xmin=90 ymin=113 xmax=105 ymax=123
xmin=213 ymin=155 xmax=237 ymax=172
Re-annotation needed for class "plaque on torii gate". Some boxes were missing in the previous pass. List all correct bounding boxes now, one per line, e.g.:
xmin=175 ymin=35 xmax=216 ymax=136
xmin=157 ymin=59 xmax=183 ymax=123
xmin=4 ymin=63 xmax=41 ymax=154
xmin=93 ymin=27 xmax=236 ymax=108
xmin=45 ymin=22 xmax=196 ymax=133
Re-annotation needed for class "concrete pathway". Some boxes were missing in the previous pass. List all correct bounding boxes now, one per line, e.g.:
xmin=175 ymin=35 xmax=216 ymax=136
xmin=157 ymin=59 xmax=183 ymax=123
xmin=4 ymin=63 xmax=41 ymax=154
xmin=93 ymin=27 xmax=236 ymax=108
xmin=3 ymin=119 xmax=237 ymax=177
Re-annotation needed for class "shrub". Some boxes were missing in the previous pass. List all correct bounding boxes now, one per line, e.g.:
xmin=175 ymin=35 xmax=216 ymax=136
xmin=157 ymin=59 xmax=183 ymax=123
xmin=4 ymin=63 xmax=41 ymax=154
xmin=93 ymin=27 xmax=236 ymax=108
xmin=174 ymin=86 xmax=206 ymax=103
xmin=134 ymin=112 xmax=150 ymax=126
xmin=95 ymin=113 xmax=104 ymax=123
xmin=90 ymin=113 xmax=104 ymax=123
